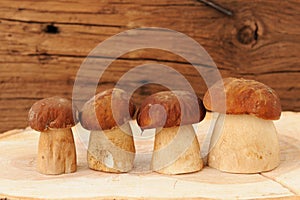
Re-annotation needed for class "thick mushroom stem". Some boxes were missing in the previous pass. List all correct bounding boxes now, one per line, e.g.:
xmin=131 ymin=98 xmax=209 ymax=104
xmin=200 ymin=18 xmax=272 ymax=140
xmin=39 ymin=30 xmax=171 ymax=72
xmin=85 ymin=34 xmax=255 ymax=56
xmin=208 ymin=113 xmax=280 ymax=173
xmin=37 ymin=128 xmax=77 ymax=175
xmin=87 ymin=122 xmax=135 ymax=173
xmin=152 ymin=124 xmax=203 ymax=175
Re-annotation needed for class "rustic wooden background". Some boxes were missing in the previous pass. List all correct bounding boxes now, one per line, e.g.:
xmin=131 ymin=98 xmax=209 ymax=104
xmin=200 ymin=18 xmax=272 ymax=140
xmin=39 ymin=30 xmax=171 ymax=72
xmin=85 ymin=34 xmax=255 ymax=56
xmin=0 ymin=0 xmax=299 ymax=133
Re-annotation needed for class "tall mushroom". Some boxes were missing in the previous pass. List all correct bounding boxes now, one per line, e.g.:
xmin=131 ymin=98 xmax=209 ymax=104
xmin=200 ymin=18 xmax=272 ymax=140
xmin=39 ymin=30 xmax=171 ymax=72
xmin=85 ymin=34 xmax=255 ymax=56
xmin=28 ymin=96 xmax=77 ymax=175
xmin=204 ymin=77 xmax=281 ymax=173
xmin=137 ymin=91 xmax=206 ymax=175
xmin=79 ymin=88 xmax=136 ymax=173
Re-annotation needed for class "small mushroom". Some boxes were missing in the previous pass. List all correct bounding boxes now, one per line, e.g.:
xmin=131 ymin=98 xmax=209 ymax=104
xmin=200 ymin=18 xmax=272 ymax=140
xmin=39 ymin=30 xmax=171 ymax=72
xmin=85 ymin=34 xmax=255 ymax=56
xmin=80 ymin=88 xmax=136 ymax=173
xmin=28 ymin=96 xmax=77 ymax=175
xmin=137 ymin=91 xmax=206 ymax=175
xmin=203 ymin=77 xmax=281 ymax=173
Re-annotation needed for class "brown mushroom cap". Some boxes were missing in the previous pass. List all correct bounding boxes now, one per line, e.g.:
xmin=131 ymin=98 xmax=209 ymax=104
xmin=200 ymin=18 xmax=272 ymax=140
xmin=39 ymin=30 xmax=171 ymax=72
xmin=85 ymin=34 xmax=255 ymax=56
xmin=137 ymin=91 xmax=206 ymax=129
xmin=79 ymin=88 xmax=136 ymax=131
xmin=203 ymin=77 xmax=282 ymax=120
xmin=28 ymin=96 xmax=77 ymax=132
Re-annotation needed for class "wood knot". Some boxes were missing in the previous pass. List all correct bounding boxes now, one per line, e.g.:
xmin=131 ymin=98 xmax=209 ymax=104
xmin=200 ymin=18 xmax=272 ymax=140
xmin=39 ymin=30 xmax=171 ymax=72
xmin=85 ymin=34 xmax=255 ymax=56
xmin=237 ymin=24 xmax=258 ymax=45
xmin=43 ymin=24 xmax=60 ymax=34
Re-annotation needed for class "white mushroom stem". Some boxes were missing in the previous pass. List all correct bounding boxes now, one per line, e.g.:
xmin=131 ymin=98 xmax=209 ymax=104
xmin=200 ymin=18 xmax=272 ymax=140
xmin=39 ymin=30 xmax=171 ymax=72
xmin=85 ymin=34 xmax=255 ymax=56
xmin=87 ymin=122 xmax=135 ymax=173
xmin=37 ymin=128 xmax=77 ymax=175
xmin=208 ymin=113 xmax=280 ymax=173
xmin=152 ymin=124 xmax=203 ymax=175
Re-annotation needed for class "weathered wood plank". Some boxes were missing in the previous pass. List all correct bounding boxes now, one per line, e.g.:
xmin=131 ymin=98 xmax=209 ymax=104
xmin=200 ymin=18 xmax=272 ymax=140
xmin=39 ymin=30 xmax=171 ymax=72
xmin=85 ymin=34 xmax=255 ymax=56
xmin=1 ymin=54 xmax=298 ymax=100
xmin=1 ymin=54 xmax=299 ymax=132
xmin=0 ymin=0 xmax=299 ymax=132
xmin=0 ymin=0 xmax=299 ymax=70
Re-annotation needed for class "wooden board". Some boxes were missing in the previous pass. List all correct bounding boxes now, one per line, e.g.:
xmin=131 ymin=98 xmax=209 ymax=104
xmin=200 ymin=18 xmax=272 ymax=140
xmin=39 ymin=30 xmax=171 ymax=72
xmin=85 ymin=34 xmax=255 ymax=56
xmin=0 ymin=0 xmax=300 ymax=133
xmin=0 ymin=112 xmax=300 ymax=199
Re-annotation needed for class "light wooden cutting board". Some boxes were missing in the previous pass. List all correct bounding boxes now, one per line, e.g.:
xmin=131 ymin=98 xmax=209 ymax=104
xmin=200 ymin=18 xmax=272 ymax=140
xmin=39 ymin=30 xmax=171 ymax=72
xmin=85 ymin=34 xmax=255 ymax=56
xmin=0 ymin=112 xmax=299 ymax=199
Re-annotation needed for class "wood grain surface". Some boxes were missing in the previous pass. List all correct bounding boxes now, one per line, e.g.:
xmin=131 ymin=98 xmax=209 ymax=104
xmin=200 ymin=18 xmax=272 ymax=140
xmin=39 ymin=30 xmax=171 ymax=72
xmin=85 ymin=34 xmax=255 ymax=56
xmin=0 ymin=112 xmax=300 ymax=199
xmin=0 ymin=0 xmax=299 ymax=132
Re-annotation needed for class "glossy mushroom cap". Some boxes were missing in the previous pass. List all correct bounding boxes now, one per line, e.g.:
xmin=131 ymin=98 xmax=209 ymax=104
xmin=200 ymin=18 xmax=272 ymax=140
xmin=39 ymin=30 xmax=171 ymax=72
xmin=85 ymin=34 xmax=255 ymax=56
xmin=28 ymin=96 xmax=77 ymax=132
xmin=80 ymin=88 xmax=136 ymax=131
xmin=137 ymin=91 xmax=206 ymax=129
xmin=203 ymin=77 xmax=282 ymax=120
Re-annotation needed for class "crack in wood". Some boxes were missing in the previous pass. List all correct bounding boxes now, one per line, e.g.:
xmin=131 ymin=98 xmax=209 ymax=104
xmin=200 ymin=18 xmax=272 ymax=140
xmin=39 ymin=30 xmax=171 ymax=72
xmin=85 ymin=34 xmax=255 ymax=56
xmin=26 ymin=52 xmax=226 ymax=70
xmin=26 ymin=52 xmax=300 ymax=75
xmin=140 ymin=3 xmax=198 ymax=7
xmin=240 ymin=71 xmax=300 ymax=76
xmin=260 ymin=173 xmax=298 ymax=195
xmin=0 ymin=17 xmax=125 ymax=28
xmin=0 ymin=97 xmax=41 ymax=101
xmin=251 ymin=22 xmax=259 ymax=48
xmin=9 ymin=7 xmax=120 ymax=15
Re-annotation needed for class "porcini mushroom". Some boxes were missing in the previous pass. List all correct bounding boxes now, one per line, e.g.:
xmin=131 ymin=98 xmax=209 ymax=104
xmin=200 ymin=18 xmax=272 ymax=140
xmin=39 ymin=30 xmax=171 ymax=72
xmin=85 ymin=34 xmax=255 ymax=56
xmin=203 ymin=77 xmax=281 ymax=173
xmin=28 ymin=96 xmax=77 ymax=175
xmin=80 ymin=88 xmax=136 ymax=173
xmin=137 ymin=91 xmax=206 ymax=175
